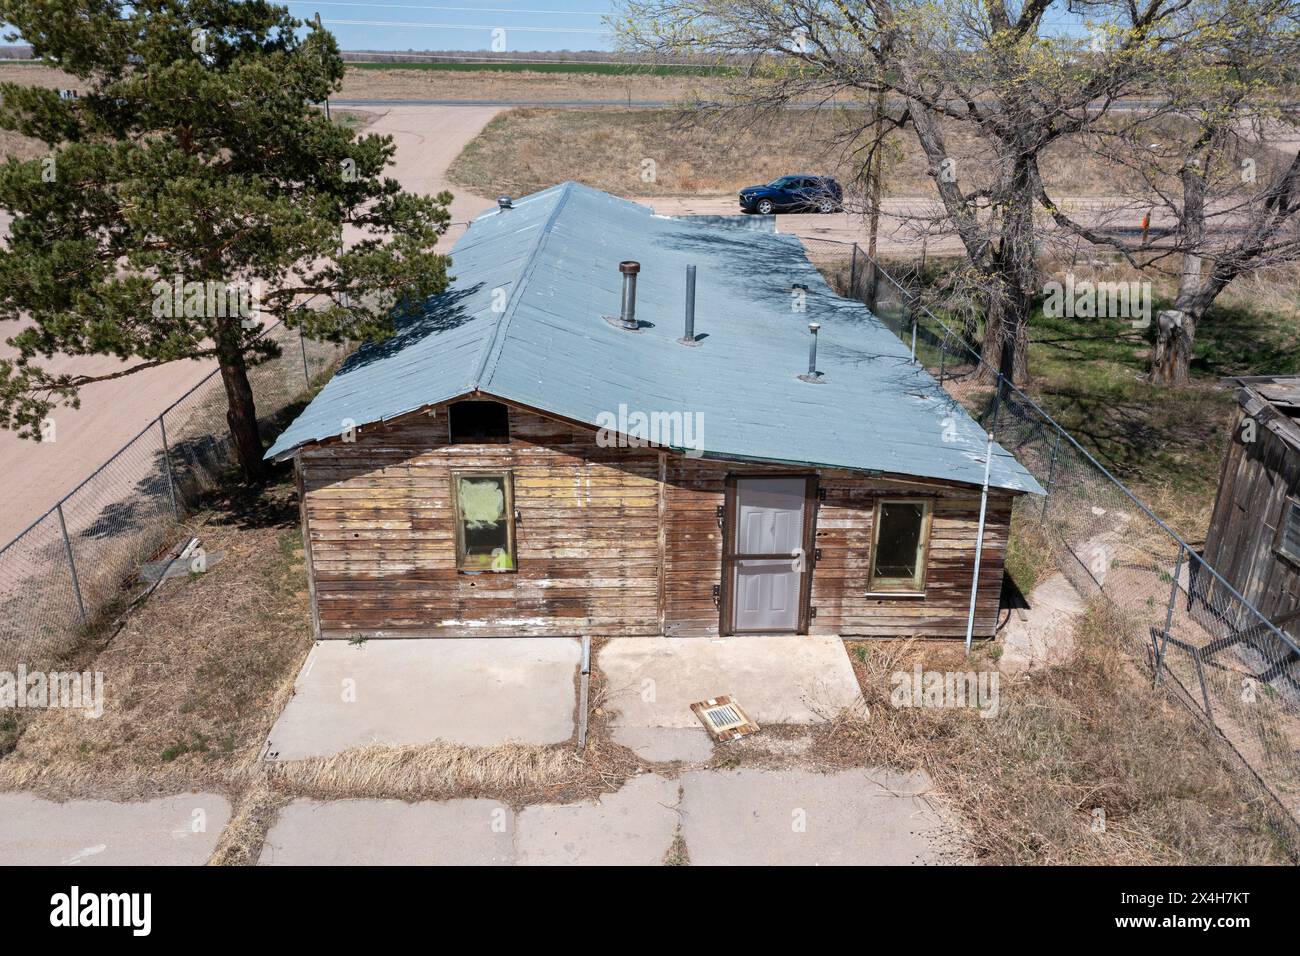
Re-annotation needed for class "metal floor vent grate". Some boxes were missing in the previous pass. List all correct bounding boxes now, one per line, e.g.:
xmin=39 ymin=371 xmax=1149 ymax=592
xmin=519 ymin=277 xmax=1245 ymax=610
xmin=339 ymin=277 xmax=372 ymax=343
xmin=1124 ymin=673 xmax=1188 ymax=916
xmin=691 ymin=695 xmax=760 ymax=742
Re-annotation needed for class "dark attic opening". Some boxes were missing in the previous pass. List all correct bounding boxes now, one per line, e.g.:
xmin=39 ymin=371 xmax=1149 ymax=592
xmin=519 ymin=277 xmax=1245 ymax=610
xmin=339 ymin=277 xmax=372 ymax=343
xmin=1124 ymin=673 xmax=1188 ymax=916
xmin=449 ymin=400 xmax=510 ymax=444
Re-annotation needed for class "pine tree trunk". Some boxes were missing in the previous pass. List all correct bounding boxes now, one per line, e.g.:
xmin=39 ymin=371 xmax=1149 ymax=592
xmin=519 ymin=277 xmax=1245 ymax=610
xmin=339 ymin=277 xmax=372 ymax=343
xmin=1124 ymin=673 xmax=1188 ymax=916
xmin=216 ymin=336 xmax=265 ymax=482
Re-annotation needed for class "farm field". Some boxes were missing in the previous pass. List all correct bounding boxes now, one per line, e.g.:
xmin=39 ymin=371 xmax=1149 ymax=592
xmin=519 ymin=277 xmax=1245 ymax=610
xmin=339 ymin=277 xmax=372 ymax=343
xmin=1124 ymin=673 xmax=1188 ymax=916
xmin=0 ymin=61 xmax=725 ymax=104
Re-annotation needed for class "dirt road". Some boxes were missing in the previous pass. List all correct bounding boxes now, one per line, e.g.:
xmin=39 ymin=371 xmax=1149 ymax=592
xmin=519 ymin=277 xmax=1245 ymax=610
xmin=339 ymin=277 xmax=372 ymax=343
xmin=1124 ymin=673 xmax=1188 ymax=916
xmin=0 ymin=105 xmax=498 ymax=544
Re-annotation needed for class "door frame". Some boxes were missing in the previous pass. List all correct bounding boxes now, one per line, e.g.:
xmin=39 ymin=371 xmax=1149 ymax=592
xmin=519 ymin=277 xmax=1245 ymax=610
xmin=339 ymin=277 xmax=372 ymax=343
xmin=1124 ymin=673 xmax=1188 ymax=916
xmin=719 ymin=473 xmax=818 ymax=636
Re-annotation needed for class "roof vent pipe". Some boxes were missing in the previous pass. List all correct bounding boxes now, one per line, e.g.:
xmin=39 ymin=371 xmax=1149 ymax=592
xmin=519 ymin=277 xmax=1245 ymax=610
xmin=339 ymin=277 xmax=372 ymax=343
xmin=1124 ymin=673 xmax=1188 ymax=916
xmin=618 ymin=260 xmax=640 ymax=330
xmin=497 ymin=195 xmax=513 ymax=210
xmin=798 ymin=322 xmax=825 ymax=383
xmin=678 ymin=264 xmax=701 ymax=346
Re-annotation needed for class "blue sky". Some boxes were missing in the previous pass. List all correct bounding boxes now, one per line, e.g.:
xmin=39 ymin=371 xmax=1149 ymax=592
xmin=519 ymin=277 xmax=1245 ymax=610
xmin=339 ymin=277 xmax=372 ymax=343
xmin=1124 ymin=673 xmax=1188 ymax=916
xmin=1 ymin=2 xmax=1092 ymax=57
xmin=291 ymin=0 xmax=1090 ymax=54
xmin=287 ymin=0 xmax=622 ymax=53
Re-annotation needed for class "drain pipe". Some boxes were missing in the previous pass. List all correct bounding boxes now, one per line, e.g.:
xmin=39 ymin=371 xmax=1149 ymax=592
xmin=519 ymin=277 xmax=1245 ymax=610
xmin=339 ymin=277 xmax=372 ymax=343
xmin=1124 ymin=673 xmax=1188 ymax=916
xmin=576 ymin=635 xmax=591 ymax=751
xmin=964 ymin=416 xmax=997 ymax=653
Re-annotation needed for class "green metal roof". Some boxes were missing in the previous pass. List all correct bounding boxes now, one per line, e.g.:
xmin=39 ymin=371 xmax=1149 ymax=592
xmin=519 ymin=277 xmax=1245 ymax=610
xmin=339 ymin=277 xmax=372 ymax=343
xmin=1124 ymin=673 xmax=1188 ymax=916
xmin=266 ymin=181 xmax=1042 ymax=495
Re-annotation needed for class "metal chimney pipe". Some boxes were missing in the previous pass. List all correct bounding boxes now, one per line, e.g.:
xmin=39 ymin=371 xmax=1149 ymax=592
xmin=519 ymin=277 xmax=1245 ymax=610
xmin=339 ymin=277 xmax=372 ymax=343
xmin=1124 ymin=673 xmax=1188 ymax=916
xmin=619 ymin=260 xmax=640 ymax=330
xmin=807 ymin=322 xmax=820 ymax=375
xmin=682 ymin=265 xmax=696 ymax=342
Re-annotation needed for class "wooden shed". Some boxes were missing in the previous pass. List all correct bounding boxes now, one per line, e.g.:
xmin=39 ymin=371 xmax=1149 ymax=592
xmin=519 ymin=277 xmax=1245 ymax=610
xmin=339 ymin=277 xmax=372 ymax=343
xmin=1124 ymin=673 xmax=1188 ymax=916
xmin=1203 ymin=375 xmax=1300 ymax=638
xmin=267 ymin=183 xmax=1042 ymax=641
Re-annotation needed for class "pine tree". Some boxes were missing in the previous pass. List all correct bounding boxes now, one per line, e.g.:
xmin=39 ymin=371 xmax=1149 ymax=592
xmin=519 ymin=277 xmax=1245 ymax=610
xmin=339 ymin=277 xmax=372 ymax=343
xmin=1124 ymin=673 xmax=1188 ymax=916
xmin=0 ymin=0 xmax=452 ymax=479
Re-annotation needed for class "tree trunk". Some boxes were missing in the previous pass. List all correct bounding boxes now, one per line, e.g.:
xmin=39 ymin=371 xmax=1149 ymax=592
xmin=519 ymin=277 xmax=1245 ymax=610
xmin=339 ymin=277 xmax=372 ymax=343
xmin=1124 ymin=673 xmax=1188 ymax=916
xmin=979 ymin=282 xmax=1032 ymax=385
xmin=1149 ymin=252 xmax=1204 ymax=386
xmin=1149 ymin=308 xmax=1197 ymax=385
xmin=216 ymin=334 xmax=265 ymax=482
xmin=978 ymin=186 xmax=1037 ymax=387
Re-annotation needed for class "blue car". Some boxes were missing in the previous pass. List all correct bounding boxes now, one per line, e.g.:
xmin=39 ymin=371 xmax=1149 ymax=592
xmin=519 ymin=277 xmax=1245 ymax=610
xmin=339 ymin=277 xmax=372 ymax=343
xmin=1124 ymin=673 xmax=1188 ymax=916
xmin=739 ymin=175 xmax=843 ymax=215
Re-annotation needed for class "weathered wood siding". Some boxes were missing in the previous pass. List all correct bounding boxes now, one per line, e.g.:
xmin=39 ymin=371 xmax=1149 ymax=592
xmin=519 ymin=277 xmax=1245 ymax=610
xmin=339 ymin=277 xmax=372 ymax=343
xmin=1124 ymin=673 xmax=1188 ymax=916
xmin=662 ymin=458 xmax=1012 ymax=638
xmin=299 ymin=401 xmax=1015 ymax=639
xmin=302 ymin=406 xmax=663 ymax=637
xmin=1203 ymin=406 xmax=1300 ymax=629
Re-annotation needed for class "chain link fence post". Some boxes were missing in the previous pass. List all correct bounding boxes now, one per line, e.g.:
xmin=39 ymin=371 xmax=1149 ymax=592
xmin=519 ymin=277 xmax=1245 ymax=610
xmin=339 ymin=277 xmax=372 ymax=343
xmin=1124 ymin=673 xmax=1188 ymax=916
xmin=158 ymin=413 xmax=180 ymax=520
xmin=299 ymin=327 xmax=310 ymax=386
xmin=1041 ymin=426 xmax=1061 ymax=523
xmin=55 ymin=501 xmax=87 ymax=627
xmin=1153 ymin=543 xmax=1184 ymax=687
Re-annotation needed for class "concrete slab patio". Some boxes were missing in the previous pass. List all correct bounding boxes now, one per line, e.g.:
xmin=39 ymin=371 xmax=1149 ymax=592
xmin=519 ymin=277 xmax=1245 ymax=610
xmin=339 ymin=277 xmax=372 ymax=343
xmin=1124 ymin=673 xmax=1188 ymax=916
xmin=264 ymin=638 xmax=581 ymax=760
xmin=0 ymin=792 xmax=230 ymax=865
xmin=260 ymin=797 xmax=514 ymax=865
xmin=599 ymin=635 xmax=865 ymax=762
xmin=679 ymin=768 xmax=957 ymax=865
xmin=514 ymin=773 xmax=681 ymax=866
xmin=256 ymin=768 xmax=960 ymax=865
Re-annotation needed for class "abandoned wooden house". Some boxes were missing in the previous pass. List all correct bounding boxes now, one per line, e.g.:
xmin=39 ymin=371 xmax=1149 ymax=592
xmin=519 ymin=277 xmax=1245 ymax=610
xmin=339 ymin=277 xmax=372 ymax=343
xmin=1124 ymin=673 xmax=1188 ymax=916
xmin=266 ymin=182 xmax=1042 ymax=640
xmin=1203 ymin=375 xmax=1300 ymax=641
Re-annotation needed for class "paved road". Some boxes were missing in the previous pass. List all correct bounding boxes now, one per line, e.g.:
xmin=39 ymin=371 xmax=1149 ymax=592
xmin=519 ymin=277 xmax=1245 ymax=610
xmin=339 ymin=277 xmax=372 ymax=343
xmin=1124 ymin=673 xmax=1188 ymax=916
xmin=0 ymin=105 xmax=499 ymax=545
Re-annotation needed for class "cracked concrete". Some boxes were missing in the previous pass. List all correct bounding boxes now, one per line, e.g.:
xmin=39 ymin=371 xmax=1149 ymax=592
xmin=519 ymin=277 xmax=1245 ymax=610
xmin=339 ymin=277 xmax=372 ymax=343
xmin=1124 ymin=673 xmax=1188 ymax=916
xmin=254 ymin=767 xmax=959 ymax=866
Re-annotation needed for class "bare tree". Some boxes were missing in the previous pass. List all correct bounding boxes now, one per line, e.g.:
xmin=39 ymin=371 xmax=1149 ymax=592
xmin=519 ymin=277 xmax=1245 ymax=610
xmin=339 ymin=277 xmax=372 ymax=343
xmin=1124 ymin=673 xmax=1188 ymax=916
xmin=617 ymin=0 xmax=1192 ymax=384
xmin=1045 ymin=0 xmax=1300 ymax=385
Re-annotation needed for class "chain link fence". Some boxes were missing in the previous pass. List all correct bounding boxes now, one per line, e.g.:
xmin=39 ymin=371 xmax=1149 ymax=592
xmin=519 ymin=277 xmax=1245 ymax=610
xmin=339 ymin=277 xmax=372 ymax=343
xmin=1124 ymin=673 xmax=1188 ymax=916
xmin=805 ymin=236 xmax=1300 ymax=852
xmin=0 ymin=323 xmax=347 ymax=673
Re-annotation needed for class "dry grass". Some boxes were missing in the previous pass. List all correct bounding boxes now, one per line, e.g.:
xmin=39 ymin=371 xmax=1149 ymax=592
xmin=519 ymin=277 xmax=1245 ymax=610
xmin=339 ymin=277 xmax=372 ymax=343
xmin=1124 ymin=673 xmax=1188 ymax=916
xmin=267 ymin=741 xmax=584 ymax=804
xmin=828 ymin=604 xmax=1290 ymax=864
xmin=449 ymin=108 xmax=1213 ymax=200
xmin=0 ymin=128 xmax=45 ymax=161
xmin=338 ymin=66 xmax=720 ymax=104
xmin=206 ymin=777 xmax=285 ymax=866
xmin=0 ymin=477 xmax=314 ymax=798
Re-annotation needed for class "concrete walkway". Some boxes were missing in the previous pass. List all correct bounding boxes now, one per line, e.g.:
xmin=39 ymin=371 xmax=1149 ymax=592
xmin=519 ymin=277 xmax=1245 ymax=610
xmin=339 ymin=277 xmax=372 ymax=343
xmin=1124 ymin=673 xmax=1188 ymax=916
xmin=264 ymin=638 xmax=582 ymax=760
xmin=258 ymin=768 xmax=957 ymax=866
xmin=0 ymin=792 xmax=230 ymax=865
xmin=599 ymin=635 xmax=865 ymax=761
